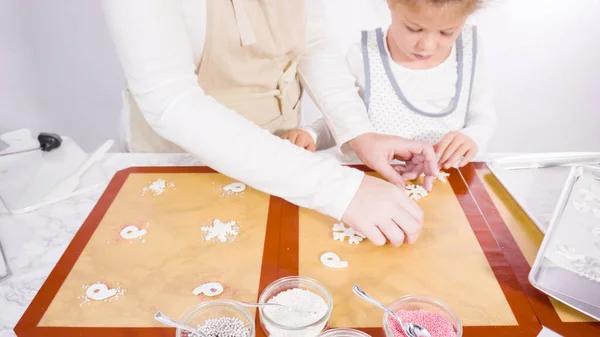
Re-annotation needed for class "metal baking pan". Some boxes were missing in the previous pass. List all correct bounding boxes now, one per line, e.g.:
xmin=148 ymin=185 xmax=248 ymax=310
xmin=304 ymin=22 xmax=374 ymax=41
xmin=528 ymin=165 xmax=600 ymax=321
xmin=488 ymin=153 xmax=600 ymax=233
xmin=490 ymin=152 xmax=600 ymax=170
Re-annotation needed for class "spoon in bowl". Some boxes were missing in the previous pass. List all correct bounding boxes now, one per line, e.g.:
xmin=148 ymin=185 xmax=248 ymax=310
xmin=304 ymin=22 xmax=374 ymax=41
xmin=154 ymin=311 xmax=207 ymax=337
xmin=352 ymin=285 xmax=431 ymax=337
xmin=236 ymin=300 xmax=319 ymax=315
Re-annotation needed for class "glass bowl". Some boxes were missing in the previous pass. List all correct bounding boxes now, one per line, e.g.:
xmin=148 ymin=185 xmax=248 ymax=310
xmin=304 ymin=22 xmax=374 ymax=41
xmin=176 ymin=299 xmax=255 ymax=337
xmin=258 ymin=276 xmax=333 ymax=337
xmin=318 ymin=328 xmax=372 ymax=337
xmin=382 ymin=295 xmax=462 ymax=337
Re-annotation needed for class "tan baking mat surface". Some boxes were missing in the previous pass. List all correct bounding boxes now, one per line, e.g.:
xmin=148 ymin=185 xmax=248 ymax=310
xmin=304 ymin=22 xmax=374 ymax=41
xmin=475 ymin=168 xmax=594 ymax=323
xmin=299 ymin=175 xmax=517 ymax=328
xmin=39 ymin=173 xmax=270 ymax=326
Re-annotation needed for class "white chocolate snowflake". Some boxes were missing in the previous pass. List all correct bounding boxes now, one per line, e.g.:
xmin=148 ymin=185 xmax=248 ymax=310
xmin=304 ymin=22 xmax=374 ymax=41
xmin=591 ymin=226 xmax=600 ymax=237
xmin=436 ymin=171 xmax=450 ymax=183
xmin=201 ymin=219 xmax=239 ymax=243
xmin=556 ymin=245 xmax=586 ymax=262
xmin=332 ymin=222 xmax=365 ymax=244
xmin=593 ymin=208 xmax=600 ymax=218
xmin=555 ymin=245 xmax=600 ymax=283
xmin=573 ymin=201 xmax=592 ymax=213
xmin=420 ymin=171 xmax=450 ymax=183
xmin=572 ymin=256 xmax=600 ymax=283
xmin=142 ymin=179 xmax=175 ymax=196
xmin=405 ymin=184 xmax=428 ymax=200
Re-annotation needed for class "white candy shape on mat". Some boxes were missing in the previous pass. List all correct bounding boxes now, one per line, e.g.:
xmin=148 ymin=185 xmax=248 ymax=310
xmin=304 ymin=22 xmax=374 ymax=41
xmin=332 ymin=222 xmax=365 ymax=244
xmin=201 ymin=219 xmax=239 ymax=243
xmin=405 ymin=184 xmax=428 ymax=200
xmin=86 ymin=283 xmax=118 ymax=301
xmin=192 ymin=282 xmax=224 ymax=296
xmin=436 ymin=171 xmax=450 ymax=183
xmin=320 ymin=252 xmax=348 ymax=269
xmin=120 ymin=225 xmax=148 ymax=240
xmin=591 ymin=227 xmax=600 ymax=237
xmin=593 ymin=208 xmax=600 ymax=218
xmin=573 ymin=201 xmax=591 ymax=213
xmin=421 ymin=171 xmax=450 ymax=183
xmin=142 ymin=179 xmax=175 ymax=196
xmin=223 ymin=182 xmax=246 ymax=193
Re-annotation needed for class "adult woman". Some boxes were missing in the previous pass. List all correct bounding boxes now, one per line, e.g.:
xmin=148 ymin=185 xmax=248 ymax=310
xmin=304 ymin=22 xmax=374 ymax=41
xmin=102 ymin=0 xmax=437 ymax=246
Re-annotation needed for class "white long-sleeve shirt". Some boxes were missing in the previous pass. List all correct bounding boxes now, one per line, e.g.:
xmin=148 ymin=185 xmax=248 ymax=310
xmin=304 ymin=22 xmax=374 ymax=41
xmin=102 ymin=0 xmax=376 ymax=220
xmin=304 ymin=27 xmax=497 ymax=153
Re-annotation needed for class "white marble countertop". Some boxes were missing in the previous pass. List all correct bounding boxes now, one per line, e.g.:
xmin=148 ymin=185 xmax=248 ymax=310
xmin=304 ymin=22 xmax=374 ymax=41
xmin=0 ymin=153 xmax=566 ymax=337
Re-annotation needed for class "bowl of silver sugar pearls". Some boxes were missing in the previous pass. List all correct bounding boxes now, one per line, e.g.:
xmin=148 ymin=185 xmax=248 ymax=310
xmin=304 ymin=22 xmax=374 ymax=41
xmin=258 ymin=276 xmax=333 ymax=337
xmin=176 ymin=299 xmax=255 ymax=337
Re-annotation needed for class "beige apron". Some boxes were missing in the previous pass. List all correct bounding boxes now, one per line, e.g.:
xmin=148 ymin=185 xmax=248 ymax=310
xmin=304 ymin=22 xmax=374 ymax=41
xmin=127 ymin=0 xmax=306 ymax=153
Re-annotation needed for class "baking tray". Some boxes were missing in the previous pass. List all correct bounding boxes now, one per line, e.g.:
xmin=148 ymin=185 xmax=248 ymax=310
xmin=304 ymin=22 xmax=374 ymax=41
xmin=488 ymin=152 xmax=600 ymax=233
xmin=490 ymin=152 xmax=600 ymax=170
xmin=529 ymin=165 xmax=600 ymax=321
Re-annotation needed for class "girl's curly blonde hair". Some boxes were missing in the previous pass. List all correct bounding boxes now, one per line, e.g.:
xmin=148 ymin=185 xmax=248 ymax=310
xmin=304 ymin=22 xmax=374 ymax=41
xmin=393 ymin=0 xmax=483 ymax=15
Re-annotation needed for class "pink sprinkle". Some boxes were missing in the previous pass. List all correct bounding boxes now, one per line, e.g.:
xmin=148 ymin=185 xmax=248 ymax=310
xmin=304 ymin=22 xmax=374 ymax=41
xmin=388 ymin=310 xmax=457 ymax=337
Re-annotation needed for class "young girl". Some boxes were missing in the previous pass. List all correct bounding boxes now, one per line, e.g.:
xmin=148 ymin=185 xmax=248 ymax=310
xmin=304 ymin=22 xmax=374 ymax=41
xmin=283 ymin=0 xmax=496 ymax=169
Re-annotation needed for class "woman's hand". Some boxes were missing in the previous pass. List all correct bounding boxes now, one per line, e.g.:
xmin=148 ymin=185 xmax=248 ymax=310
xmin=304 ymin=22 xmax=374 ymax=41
xmin=348 ymin=133 xmax=438 ymax=191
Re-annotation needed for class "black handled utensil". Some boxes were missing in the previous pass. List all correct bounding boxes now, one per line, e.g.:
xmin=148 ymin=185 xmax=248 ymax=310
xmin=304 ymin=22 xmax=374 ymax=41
xmin=0 ymin=132 xmax=62 ymax=157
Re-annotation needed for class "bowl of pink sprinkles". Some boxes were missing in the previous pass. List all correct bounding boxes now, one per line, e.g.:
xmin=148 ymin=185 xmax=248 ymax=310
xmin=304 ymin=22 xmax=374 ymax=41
xmin=382 ymin=295 xmax=462 ymax=337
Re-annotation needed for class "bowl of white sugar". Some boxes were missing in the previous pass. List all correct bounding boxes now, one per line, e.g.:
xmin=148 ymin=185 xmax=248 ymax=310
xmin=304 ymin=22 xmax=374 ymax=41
xmin=176 ymin=299 xmax=255 ymax=337
xmin=258 ymin=276 xmax=333 ymax=337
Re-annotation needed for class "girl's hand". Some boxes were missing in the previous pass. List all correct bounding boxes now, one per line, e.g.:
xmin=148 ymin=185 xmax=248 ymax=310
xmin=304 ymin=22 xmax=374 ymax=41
xmin=281 ymin=129 xmax=317 ymax=152
xmin=434 ymin=132 xmax=478 ymax=169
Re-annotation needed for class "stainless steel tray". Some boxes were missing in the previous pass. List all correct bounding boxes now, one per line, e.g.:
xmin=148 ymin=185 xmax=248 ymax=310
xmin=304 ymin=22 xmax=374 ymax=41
xmin=529 ymin=165 xmax=600 ymax=321
xmin=488 ymin=153 xmax=600 ymax=233
xmin=490 ymin=152 xmax=600 ymax=170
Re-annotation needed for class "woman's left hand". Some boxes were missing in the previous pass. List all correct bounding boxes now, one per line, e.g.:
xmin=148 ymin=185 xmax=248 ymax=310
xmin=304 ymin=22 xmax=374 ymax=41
xmin=434 ymin=132 xmax=478 ymax=169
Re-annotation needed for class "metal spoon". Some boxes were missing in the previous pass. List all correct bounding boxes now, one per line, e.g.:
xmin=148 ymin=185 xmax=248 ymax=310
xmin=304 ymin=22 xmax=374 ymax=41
xmin=236 ymin=300 xmax=291 ymax=310
xmin=236 ymin=300 xmax=319 ymax=315
xmin=154 ymin=311 xmax=207 ymax=337
xmin=352 ymin=285 xmax=431 ymax=337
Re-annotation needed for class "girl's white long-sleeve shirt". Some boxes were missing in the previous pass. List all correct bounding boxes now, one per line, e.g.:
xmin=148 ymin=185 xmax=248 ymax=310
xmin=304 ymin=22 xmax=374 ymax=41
xmin=102 ymin=0 xmax=378 ymax=220
xmin=303 ymin=27 xmax=497 ymax=153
